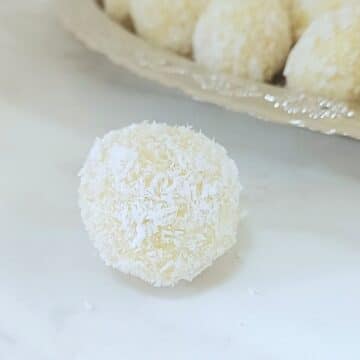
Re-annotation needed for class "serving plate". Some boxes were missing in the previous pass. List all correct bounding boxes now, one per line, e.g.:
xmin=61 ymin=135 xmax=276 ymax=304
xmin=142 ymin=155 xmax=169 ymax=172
xmin=58 ymin=0 xmax=360 ymax=140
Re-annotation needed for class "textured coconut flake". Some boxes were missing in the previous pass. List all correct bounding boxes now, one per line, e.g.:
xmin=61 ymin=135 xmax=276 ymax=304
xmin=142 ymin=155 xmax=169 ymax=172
xmin=193 ymin=0 xmax=291 ymax=82
xmin=285 ymin=3 xmax=360 ymax=102
xmin=130 ymin=0 xmax=210 ymax=55
xmin=79 ymin=122 xmax=242 ymax=287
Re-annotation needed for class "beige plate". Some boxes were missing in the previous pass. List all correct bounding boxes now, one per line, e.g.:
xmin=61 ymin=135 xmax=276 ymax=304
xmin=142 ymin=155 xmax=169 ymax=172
xmin=57 ymin=0 xmax=360 ymax=140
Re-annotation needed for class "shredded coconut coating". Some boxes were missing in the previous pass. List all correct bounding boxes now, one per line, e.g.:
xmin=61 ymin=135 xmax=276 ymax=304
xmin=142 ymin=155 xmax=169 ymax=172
xmin=103 ymin=0 xmax=129 ymax=22
xmin=129 ymin=0 xmax=209 ymax=55
xmin=79 ymin=123 xmax=242 ymax=287
xmin=285 ymin=4 xmax=360 ymax=102
xmin=193 ymin=0 xmax=292 ymax=83
xmin=291 ymin=0 xmax=354 ymax=40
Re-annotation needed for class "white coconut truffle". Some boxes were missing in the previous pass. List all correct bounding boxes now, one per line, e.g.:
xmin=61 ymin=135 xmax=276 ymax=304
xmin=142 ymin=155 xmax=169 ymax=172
xmin=193 ymin=0 xmax=292 ymax=82
xmin=285 ymin=4 xmax=360 ymax=102
xmin=129 ymin=0 xmax=209 ymax=55
xmin=79 ymin=123 xmax=242 ymax=287
xmin=103 ymin=0 xmax=129 ymax=23
xmin=291 ymin=0 xmax=354 ymax=40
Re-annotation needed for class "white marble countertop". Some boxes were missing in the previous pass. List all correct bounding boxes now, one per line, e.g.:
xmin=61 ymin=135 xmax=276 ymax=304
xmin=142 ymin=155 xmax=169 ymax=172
xmin=1 ymin=1 xmax=360 ymax=359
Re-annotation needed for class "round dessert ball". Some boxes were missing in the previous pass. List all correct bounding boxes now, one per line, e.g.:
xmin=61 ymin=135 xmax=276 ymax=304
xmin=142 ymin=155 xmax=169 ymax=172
xmin=103 ymin=0 xmax=129 ymax=23
xmin=129 ymin=0 xmax=209 ymax=55
xmin=193 ymin=0 xmax=292 ymax=82
xmin=291 ymin=0 xmax=354 ymax=40
xmin=285 ymin=4 xmax=360 ymax=102
xmin=79 ymin=123 xmax=242 ymax=287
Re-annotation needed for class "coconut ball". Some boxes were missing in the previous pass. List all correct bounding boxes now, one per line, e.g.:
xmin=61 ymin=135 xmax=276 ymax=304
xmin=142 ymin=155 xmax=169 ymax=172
xmin=291 ymin=0 xmax=354 ymax=40
xmin=103 ymin=0 xmax=129 ymax=23
xmin=193 ymin=0 xmax=292 ymax=82
xmin=79 ymin=123 xmax=242 ymax=287
xmin=285 ymin=4 xmax=360 ymax=102
xmin=129 ymin=0 xmax=209 ymax=55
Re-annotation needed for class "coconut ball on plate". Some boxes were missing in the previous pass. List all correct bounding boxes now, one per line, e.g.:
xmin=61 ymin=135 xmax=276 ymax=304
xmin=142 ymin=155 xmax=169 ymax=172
xmin=79 ymin=123 xmax=242 ymax=287
xmin=291 ymin=0 xmax=354 ymax=40
xmin=103 ymin=0 xmax=129 ymax=23
xmin=193 ymin=0 xmax=292 ymax=82
xmin=129 ymin=0 xmax=210 ymax=55
xmin=285 ymin=4 xmax=360 ymax=102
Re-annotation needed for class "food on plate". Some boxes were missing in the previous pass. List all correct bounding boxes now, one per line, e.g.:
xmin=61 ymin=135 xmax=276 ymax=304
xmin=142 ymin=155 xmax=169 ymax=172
xmin=99 ymin=0 xmax=360 ymax=102
xmin=129 ymin=0 xmax=209 ymax=55
xmin=193 ymin=0 xmax=292 ymax=82
xmin=285 ymin=4 xmax=360 ymax=101
xmin=291 ymin=0 xmax=354 ymax=40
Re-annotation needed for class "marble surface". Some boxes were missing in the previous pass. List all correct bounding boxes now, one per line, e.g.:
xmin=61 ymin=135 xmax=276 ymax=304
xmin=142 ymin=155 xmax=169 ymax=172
xmin=1 ymin=1 xmax=360 ymax=359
